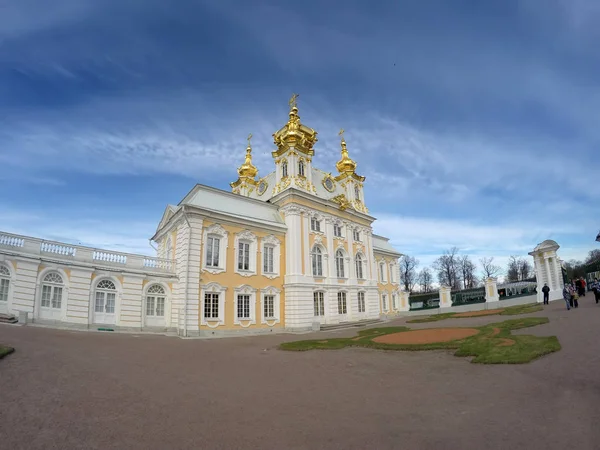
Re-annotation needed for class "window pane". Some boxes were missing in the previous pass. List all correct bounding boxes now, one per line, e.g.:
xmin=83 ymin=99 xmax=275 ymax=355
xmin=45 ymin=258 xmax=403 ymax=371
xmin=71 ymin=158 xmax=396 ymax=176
xmin=0 ymin=278 xmax=9 ymax=302
xmin=41 ymin=285 xmax=52 ymax=308
xmin=95 ymin=291 xmax=104 ymax=312
xmin=156 ymin=297 xmax=165 ymax=316
xmin=238 ymin=295 xmax=250 ymax=319
xmin=52 ymin=287 xmax=63 ymax=309
xmin=206 ymin=237 xmax=213 ymax=266
xmin=146 ymin=296 xmax=155 ymax=316
xmin=106 ymin=293 xmax=116 ymax=314
xmin=264 ymin=295 xmax=274 ymax=318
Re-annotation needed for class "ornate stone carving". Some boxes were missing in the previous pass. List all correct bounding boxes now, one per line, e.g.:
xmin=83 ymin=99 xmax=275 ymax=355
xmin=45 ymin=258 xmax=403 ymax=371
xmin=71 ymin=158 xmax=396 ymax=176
xmin=237 ymin=230 xmax=257 ymax=243
xmin=206 ymin=223 xmax=228 ymax=237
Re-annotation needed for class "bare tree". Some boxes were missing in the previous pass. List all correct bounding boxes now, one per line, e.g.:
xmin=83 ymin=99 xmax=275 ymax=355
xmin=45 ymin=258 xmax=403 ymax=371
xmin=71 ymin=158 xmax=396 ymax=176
xmin=507 ymin=256 xmax=520 ymax=282
xmin=480 ymin=257 xmax=502 ymax=279
xmin=459 ymin=255 xmax=478 ymax=289
xmin=586 ymin=249 xmax=600 ymax=264
xmin=399 ymin=255 xmax=419 ymax=293
xmin=433 ymin=247 xmax=461 ymax=290
xmin=518 ymin=259 xmax=532 ymax=280
xmin=418 ymin=267 xmax=433 ymax=293
xmin=507 ymin=256 xmax=532 ymax=282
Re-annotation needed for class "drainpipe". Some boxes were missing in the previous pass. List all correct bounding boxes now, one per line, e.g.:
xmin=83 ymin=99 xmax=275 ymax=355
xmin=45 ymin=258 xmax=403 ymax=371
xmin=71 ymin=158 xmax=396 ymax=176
xmin=181 ymin=205 xmax=192 ymax=338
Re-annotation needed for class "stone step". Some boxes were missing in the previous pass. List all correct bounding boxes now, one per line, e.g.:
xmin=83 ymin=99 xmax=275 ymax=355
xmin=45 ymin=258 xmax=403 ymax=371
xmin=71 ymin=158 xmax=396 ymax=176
xmin=320 ymin=318 xmax=383 ymax=332
xmin=0 ymin=313 xmax=18 ymax=324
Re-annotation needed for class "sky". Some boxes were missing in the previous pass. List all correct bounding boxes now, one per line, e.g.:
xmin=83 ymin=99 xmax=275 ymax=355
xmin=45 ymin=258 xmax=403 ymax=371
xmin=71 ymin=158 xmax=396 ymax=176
xmin=1 ymin=0 xmax=599 ymax=278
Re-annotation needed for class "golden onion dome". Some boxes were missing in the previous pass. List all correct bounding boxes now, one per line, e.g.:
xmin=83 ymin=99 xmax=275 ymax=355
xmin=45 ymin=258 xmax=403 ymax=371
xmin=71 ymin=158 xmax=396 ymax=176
xmin=238 ymin=144 xmax=258 ymax=179
xmin=272 ymin=94 xmax=318 ymax=157
xmin=335 ymin=138 xmax=357 ymax=174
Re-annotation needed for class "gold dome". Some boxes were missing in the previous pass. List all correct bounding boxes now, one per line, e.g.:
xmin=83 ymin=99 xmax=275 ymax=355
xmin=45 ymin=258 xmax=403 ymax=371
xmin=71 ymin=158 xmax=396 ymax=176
xmin=335 ymin=130 xmax=364 ymax=181
xmin=272 ymin=94 xmax=318 ymax=157
xmin=238 ymin=144 xmax=258 ymax=179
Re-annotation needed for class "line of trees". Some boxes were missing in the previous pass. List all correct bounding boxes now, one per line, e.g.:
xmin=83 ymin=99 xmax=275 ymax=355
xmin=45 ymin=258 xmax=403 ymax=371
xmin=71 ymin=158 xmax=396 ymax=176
xmin=562 ymin=249 xmax=600 ymax=280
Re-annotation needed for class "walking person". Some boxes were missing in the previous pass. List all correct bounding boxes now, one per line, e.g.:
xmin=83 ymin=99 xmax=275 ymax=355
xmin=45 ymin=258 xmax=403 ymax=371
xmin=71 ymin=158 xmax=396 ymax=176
xmin=563 ymin=284 xmax=572 ymax=310
xmin=542 ymin=283 xmax=550 ymax=305
xmin=592 ymin=278 xmax=600 ymax=304
xmin=571 ymin=282 xmax=579 ymax=308
xmin=581 ymin=278 xmax=587 ymax=297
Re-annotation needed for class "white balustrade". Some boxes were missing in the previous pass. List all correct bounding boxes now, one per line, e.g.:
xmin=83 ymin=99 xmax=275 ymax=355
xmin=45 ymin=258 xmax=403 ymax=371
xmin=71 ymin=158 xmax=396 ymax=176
xmin=0 ymin=234 xmax=25 ymax=247
xmin=0 ymin=230 xmax=175 ymax=273
xmin=93 ymin=251 xmax=128 ymax=265
xmin=41 ymin=242 xmax=77 ymax=257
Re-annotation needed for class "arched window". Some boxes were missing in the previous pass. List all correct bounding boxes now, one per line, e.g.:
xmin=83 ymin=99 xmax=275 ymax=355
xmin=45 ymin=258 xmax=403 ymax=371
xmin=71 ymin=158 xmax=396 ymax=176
xmin=0 ymin=265 xmax=10 ymax=305
xmin=355 ymin=254 xmax=364 ymax=279
xmin=354 ymin=185 xmax=360 ymax=200
xmin=311 ymin=246 xmax=323 ymax=277
xmin=282 ymin=160 xmax=288 ymax=178
xmin=298 ymin=160 xmax=305 ymax=177
xmin=95 ymin=279 xmax=116 ymax=315
xmin=336 ymin=249 xmax=345 ymax=278
xmin=146 ymin=284 xmax=166 ymax=318
xmin=41 ymin=272 xmax=64 ymax=310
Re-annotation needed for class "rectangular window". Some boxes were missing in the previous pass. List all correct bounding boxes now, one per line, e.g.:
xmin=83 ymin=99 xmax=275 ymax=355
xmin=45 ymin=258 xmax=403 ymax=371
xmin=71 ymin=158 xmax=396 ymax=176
xmin=390 ymin=266 xmax=395 ymax=283
xmin=41 ymin=285 xmax=52 ymax=308
xmin=204 ymin=293 xmax=219 ymax=319
xmin=51 ymin=287 xmax=63 ymax=309
xmin=333 ymin=224 xmax=342 ymax=237
xmin=353 ymin=230 xmax=360 ymax=241
xmin=358 ymin=292 xmax=366 ymax=313
xmin=311 ymin=218 xmax=321 ymax=232
xmin=314 ymin=291 xmax=325 ymax=316
xmin=237 ymin=294 xmax=251 ymax=319
xmin=146 ymin=296 xmax=155 ymax=316
xmin=392 ymin=294 xmax=397 ymax=310
xmin=337 ymin=292 xmax=347 ymax=315
xmin=355 ymin=258 xmax=364 ymax=279
xmin=382 ymin=294 xmax=388 ymax=311
xmin=0 ymin=279 xmax=9 ymax=302
xmin=105 ymin=292 xmax=116 ymax=314
xmin=264 ymin=295 xmax=275 ymax=319
xmin=238 ymin=242 xmax=250 ymax=271
xmin=94 ymin=291 xmax=104 ymax=312
xmin=156 ymin=297 xmax=165 ymax=317
xmin=263 ymin=246 xmax=274 ymax=273
xmin=379 ymin=262 xmax=386 ymax=282
xmin=206 ymin=236 xmax=220 ymax=267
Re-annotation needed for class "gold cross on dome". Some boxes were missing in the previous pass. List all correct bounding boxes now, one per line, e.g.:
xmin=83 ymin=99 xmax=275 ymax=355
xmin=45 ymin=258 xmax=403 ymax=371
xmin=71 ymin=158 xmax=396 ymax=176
xmin=338 ymin=128 xmax=345 ymax=140
xmin=288 ymin=93 xmax=299 ymax=108
xmin=247 ymin=133 xmax=253 ymax=146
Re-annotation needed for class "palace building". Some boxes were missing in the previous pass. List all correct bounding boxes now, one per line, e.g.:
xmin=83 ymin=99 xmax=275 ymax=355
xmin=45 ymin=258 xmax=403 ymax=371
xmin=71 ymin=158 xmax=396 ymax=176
xmin=0 ymin=96 xmax=404 ymax=337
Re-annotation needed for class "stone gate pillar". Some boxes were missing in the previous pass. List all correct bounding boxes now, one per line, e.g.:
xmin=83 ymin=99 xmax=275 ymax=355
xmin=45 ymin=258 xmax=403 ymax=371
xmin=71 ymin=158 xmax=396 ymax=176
xmin=439 ymin=286 xmax=452 ymax=308
xmin=485 ymin=277 xmax=499 ymax=303
xmin=528 ymin=240 xmax=563 ymax=303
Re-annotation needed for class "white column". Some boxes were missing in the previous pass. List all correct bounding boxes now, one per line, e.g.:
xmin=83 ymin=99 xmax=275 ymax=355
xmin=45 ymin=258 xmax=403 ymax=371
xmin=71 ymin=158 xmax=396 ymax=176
xmin=439 ymin=286 xmax=452 ymax=308
xmin=302 ymin=213 xmax=310 ymax=276
xmin=346 ymin=222 xmax=356 ymax=284
xmin=283 ymin=207 xmax=302 ymax=278
xmin=544 ymin=256 xmax=553 ymax=289
xmin=325 ymin=218 xmax=335 ymax=282
xmin=367 ymin=231 xmax=377 ymax=284
xmin=485 ymin=277 xmax=499 ymax=303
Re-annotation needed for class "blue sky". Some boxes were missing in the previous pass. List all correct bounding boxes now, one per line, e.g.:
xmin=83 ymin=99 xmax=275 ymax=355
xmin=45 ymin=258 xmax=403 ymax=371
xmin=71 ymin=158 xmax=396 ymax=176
xmin=1 ymin=0 xmax=599 ymax=275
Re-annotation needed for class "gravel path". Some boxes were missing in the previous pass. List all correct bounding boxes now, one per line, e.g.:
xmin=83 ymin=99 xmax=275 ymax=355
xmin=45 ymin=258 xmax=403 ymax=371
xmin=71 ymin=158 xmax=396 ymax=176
xmin=1 ymin=299 xmax=599 ymax=450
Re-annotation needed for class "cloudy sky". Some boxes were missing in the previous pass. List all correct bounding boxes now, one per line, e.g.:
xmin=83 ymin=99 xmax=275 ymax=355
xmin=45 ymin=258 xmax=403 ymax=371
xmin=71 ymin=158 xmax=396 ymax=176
xmin=1 ymin=0 xmax=599 ymax=276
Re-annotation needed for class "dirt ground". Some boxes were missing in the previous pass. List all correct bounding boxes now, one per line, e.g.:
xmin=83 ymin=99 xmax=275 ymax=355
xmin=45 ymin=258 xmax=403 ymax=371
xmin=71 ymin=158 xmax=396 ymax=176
xmin=373 ymin=327 xmax=479 ymax=344
xmin=2 ymin=299 xmax=600 ymax=450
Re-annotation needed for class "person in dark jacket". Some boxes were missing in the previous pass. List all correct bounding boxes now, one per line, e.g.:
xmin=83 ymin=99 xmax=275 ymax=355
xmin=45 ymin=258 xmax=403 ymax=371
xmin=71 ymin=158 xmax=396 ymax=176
xmin=542 ymin=283 xmax=550 ymax=304
xmin=563 ymin=285 xmax=571 ymax=310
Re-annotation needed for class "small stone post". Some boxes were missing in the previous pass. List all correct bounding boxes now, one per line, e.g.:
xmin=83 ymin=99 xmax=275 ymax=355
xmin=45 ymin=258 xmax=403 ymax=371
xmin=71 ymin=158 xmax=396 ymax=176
xmin=399 ymin=290 xmax=410 ymax=312
xmin=485 ymin=277 xmax=499 ymax=303
xmin=439 ymin=286 xmax=452 ymax=308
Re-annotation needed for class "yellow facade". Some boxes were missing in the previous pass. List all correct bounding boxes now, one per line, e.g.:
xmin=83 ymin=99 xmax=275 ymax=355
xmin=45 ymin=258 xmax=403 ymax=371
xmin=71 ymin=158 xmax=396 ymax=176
xmin=199 ymin=221 xmax=286 ymax=330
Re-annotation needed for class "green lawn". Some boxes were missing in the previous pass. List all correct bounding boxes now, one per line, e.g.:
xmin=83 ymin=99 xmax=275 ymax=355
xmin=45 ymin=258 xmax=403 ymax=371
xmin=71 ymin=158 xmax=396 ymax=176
xmin=279 ymin=317 xmax=560 ymax=364
xmin=406 ymin=303 xmax=543 ymax=323
xmin=0 ymin=344 xmax=15 ymax=359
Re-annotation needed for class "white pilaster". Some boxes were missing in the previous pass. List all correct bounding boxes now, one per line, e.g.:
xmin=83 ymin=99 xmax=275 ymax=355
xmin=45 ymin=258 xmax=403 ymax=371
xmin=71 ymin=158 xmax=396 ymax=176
xmin=485 ymin=277 xmax=499 ymax=303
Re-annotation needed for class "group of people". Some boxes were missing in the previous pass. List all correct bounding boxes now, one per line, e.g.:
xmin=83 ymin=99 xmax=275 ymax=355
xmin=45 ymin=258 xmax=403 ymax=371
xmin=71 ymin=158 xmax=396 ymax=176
xmin=559 ymin=277 xmax=600 ymax=310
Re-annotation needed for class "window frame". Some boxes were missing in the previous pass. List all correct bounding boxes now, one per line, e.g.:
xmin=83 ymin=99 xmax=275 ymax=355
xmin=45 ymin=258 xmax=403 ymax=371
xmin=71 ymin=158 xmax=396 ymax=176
xmin=200 ymin=282 xmax=227 ymax=327
xmin=234 ymin=285 xmax=257 ymax=326
xmin=382 ymin=293 xmax=388 ymax=312
xmin=335 ymin=249 xmax=346 ymax=279
xmin=203 ymin=224 xmax=229 ymax=275
xmin=41 ymin=272 xmax=64 ymax=310
xmin=0 ymin=264 xmax=11 ymax=305
xmin=260 ymin=286 xmax=281 ymax=325
xmin=358 ymin=291 xmax=366 ymax=313
xmin=333 ymin=223 xmax=343 ymax=238
xmin=310 ymin=217 xmax=321 ymax=232
xmin=281 ymin=160 xmax=288 ymax=178
xmin=355 ymin=253 xmax=364 ymax=280
xmin=314 ymin=291 xmax=325 ymax=317
xmin=261 ymin=235 xmax=281 ymax=279
xmin=298 ymin=159 xmax=305 ymax=177
xmin=234 ymin=230 xmax=258 ymax=277
xmin=337 ymin=291 xmax=347 ymax=315
xmin=311 ymin=245 xmax=325 ymax=277
xmin=353 ymin=229 xmax=361 ymax=242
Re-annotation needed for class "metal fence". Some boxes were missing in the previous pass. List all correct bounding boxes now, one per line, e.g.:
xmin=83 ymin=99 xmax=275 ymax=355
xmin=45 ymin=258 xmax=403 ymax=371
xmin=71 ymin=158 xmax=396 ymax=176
xmin=497 ymin=281 xmax=537 ymax=300
xmin=451 ymin=287 xmax=486 ymax=306
xmin=409 ymin=292 xmax=440 ymax=311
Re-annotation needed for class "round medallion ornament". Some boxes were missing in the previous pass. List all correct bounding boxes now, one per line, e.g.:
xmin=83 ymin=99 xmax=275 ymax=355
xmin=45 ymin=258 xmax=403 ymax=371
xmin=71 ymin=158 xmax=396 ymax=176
xmin=323 ymin=176 xmax=335 ymax=192
xmin=257 ymin=180 xmax=268 ymax=196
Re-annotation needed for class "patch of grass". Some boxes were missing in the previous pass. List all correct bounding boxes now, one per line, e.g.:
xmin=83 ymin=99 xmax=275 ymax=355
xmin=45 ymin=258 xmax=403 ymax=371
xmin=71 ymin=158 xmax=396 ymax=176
xmin=0 ymin=344 xmax=15 ymax=359
xmin=407 ymin=313 xmax=456 ymax=323
xmin=499 ymin=303 xmax=543 ymax=316
xmin=405 ymin=303 xmax=543 ymax=323
xmin=279 ymin=317 xmax=560 ymax=364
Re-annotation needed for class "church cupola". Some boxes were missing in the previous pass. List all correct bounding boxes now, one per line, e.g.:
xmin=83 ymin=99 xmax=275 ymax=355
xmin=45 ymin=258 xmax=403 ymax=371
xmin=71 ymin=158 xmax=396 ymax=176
xmin=333 ymin=129 xmax=368 ymax=213
xmin=231 ymin=134 xmax=259 ymax=196
xmin=271 ymin=94 xmax=317 ymax=196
